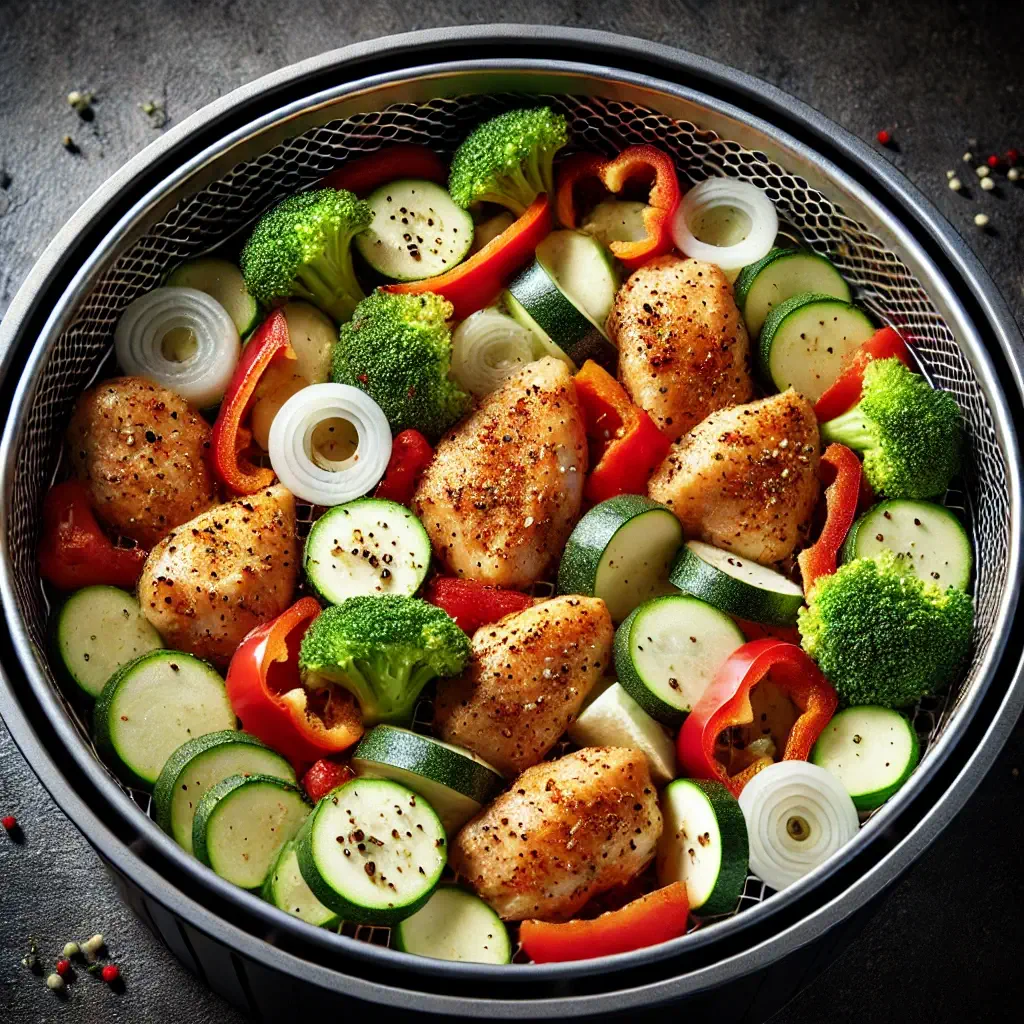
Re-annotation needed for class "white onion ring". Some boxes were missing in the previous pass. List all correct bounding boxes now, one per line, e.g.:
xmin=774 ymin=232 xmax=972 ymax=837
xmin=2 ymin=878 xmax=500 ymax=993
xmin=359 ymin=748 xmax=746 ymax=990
xmin=451 ymin=308 xmax=538 ymax=397
xmin=671 ymin=178 xmax=778 ymax=270
xmin=114 ymin=287 xmax=241 ymax=406
xmin=268 ymin=383 xmax=392 ymax=507
xmin=738 ymin=760 xmax=859 ymax=891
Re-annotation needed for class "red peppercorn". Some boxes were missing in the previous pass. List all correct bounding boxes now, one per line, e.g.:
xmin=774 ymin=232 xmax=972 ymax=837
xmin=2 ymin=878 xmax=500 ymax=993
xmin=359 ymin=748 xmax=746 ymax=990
xmin=1007 ymin=149 xmax=1020 ymax=166
xmin=876 ymin=129 xmax=892 ymax=145
xmin=1 ymin=815 xmax=16 ymax=831
xmin=101 ymin=964 xmax=120 ymax=983
xmin=987 ymin=154 xmax=1000 ymax=168
xmin=55 ymin=959 xmax=71 ymax=976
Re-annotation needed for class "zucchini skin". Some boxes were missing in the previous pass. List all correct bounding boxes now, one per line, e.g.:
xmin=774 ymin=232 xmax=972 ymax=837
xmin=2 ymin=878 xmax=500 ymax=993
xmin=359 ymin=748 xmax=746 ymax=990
xmin=613 ymin=603 xmax=688 ymax=726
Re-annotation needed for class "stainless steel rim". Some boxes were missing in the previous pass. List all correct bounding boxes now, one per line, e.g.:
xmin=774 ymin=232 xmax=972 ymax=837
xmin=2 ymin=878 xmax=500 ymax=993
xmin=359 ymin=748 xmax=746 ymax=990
xmin=1 ymin=26 xmax=1023 ymax=1016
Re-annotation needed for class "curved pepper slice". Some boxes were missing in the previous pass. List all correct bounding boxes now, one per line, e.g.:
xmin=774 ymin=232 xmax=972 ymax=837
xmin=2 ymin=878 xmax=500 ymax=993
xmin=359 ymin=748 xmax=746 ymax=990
xmin=423 ymin=576 xmax=533 ymax=635
xmin=210 ymin=309 xmax=295 ymax=495
xmin=677 ymin=639 xmax=838 ymax=797
xmin=383 ymin=193 xmax=552 ymax=320
xmin=556 ymin=145 xmax=681 ymax=269
xmin=38 ymin=480 xmax=148 ymax=591
xmin=374 ymin=428 xmax=434 ymax=506
xmin=520 ymin=882 xmax=690 ymax=963
xmin=321 ymin=144 xmax=447 ymax=197
xmin=225 ymin=597 xmax=363 ymax=765
xmin=574 ymin=360 xmax=671 ymax=502
xmin=798 ymin=443 xmax=862 ymax=595
xmin=813 ymin=326 xmax=911 ymax=422
xmin=301 ymin=758 xmax=355 ymax=802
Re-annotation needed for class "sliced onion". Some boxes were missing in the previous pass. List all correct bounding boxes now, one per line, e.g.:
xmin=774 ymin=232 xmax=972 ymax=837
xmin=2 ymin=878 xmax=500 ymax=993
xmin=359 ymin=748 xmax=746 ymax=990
xmin=671 ymin=178 xmax=778 ymax=271
xmin=738 ymin=760 xmax=859 ymax=891
xmin=267 ymin=383 xmax=392 ymax=507
xmin=452 ymin=308 xmax=538 ymax=397
xmin=114 ymin=287 xmax=241 ymax=406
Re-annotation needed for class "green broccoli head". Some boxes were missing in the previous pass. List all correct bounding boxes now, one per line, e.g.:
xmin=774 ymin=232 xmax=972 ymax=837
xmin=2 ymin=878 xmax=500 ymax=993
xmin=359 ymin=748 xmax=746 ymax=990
xmin=448 ymin=106 xmax=569 ymax=214
xmin=299 ymin=596 xmax=470 ymax=726
xmin=798 ymin=551 xmax=973 ymax=708
xmin=820 ymin=358 xmax=962 ymax=499
xmin=240 ymin=188 xmax=373 ymax=323
xmin=332 ymin=289 xmax=472 ymax=440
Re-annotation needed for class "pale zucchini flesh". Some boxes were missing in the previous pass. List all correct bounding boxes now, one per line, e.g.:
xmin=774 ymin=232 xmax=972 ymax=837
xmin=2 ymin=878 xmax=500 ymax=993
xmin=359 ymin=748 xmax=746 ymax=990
xmin=264 ymin=840 xmax=340 ymax=927
xmin=165 ymin=257 xmax=259 ymax=336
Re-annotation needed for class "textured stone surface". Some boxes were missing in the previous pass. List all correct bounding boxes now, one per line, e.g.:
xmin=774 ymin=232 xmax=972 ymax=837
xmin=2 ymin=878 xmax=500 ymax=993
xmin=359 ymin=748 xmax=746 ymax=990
xmin=1 ymin=1 xmax=1022 ymax=1022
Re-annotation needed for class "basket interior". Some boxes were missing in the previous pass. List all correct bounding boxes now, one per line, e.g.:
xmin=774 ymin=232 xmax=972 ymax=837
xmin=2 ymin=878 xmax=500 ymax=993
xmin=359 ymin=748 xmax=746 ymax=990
xmin=5 ymin=91 xmax=1010 ymax=953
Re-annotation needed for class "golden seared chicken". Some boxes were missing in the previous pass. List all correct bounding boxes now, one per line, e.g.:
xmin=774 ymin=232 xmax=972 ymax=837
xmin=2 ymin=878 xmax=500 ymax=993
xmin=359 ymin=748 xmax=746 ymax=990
xmin=451 ymin=747 xmax=662 ymax=921
xmin=609 ymin=256 xmax=753 ymax=441
xmin=67 ymin=377 xmax=218 ymax=548
xmin=648 ymin=389 xmax=820 ymax=565
xmin=138 ymin=484 xmax=298 ymax=666
xmin=413 ymin=357 xmax=587 ymax=588
xmin=434 ymin=596 xmax=613 ymax=776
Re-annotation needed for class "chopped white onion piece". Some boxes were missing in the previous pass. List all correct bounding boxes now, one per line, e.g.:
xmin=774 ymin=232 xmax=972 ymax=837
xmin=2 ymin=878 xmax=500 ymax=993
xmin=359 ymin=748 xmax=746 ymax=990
xmin=738 ymin=760 xmax=859 ymax=891
xmin=267 ymin=383 xmax=392 ymax=507
xmin=451 ymin=308 xmax=538 ymax=397
xmin=114 ymin=287 xmax=241 ymax=407
xmin=671 ymin=178 xmax=778 ymax=270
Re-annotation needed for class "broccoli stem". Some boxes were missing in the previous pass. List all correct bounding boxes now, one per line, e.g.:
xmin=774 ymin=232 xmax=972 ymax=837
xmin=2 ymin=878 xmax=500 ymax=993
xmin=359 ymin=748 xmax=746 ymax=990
xmin=295 ymin=233 xmax=364 ymax=322
xmin=819 ymin=405 xmax=876 ymax=452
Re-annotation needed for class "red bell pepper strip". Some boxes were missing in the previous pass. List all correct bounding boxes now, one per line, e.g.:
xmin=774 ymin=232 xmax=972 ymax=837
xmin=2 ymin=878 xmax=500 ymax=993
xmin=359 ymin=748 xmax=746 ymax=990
xmin=301 ymin=758 xmax=355 ymax=802
xmin=520 ymin=883 xmax=690 ymax=963
xmin=225 ymin=597 xmax=363 ymax=764
xmin=556 ymin=146 xmax=681 ymax=269
xmin=38 ymin=480 xmax=148 ymax=591
xmin=423 ymin=576 xmax=533 ymax=635
xmin=798 ymin=444 xmax=862 ymax=594
xmin=374 ymin=429 xmax=434 ymax=505
xmin=677 ymin=639 xmax=838 ymax=797
xmin=554 ymin=152 xmax=608 ymax=229
xmin=733 ymin=617 xmax=801 ymax=646
xmin=210 ymin=309 xmax=295 ymax=495
xmin=383 ymin=193 xmax=552 ymax=320
xmin=574 ymin=360 xmax=672 ymax=502
xmin=320 ymin=144 xmax=447 ymax=197
xmin=814 ymin=327 xmax=911 ymax=422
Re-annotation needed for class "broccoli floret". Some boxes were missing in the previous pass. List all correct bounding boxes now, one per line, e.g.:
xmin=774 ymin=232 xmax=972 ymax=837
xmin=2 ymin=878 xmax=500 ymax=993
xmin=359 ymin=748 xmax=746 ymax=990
xmin=448 ymin=107 xmax=569 ymax=214
xmin=798 ymin=551 xmax=973 ymax=708
xmin=332 ymin=289 xmax=471 ymax=440
xmin=240 ymin=188 xmax=373 ymax=323
xmin=820 ymin=358 xmax=962 ymax=499
xmin=299 ymin=596 xmax=470 ymax=725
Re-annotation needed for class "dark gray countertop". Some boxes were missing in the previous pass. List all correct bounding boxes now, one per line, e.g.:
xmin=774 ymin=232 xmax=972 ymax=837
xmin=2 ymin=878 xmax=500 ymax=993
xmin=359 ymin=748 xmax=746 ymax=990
xmin=1 ymin=1 xmax=1022 ymax=1021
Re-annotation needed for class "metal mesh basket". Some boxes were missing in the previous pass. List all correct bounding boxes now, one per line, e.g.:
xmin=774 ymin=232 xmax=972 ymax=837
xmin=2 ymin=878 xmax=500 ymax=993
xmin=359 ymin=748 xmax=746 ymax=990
xmin=3 ymin=91 xmax=1009 ymax=957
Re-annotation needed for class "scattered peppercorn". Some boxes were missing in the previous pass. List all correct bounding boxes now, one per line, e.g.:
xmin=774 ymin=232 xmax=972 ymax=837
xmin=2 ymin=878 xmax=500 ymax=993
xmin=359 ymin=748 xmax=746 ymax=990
xmin=55 ymin=958 xmax=71 ymax=976
xmin=83 ymin=933 xmax=105 ymax=960
xmin=1006 ymin=149 xmax=1020 ymax=166
xmin=101 ymin=964 xmax=121 ymax=983
xmin=980 ymin=177 xmax=995 ymax=192
xmin=962 ymin=152 xmax=973 ymax=162
xmin=1009 ymin=167 xmax=1021 ymax=183
xmin=986 ymin=154 xmax=1000 ymax=169
xmin=46 ymin=972 xmax=66 ymax=991
xmin=62 ymin=135 xmax=79 ymax=154
xmin=876 ymin=129 xmax=891 ymax=145
xmin=974 ymin=213 xmax=990 ymax=228
xmin=976 ymin=164 xmax=990 ymax=178
xmin=1 ymin=814 xmax=16 ymax=830
xmin=62 ymin=941 xmax=81 ymax=958
xmin=948 ymin=177 xmax=963 ymax=192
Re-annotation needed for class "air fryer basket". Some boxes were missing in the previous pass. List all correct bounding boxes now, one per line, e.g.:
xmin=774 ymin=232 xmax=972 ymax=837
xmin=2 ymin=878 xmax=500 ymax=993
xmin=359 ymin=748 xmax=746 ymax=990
xmin=2 ymin=28 xmax=1023 ymax=1020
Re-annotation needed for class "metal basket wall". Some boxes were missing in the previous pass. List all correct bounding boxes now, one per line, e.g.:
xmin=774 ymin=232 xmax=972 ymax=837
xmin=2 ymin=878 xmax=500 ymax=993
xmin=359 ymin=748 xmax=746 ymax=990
xmin=4 ymin=92 xmax=1007 ymax=950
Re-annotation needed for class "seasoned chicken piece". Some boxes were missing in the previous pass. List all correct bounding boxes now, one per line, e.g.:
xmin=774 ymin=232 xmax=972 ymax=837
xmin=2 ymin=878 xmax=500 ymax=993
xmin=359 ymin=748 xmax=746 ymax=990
xmin=609 ymin=256 xmax=753 ymax=441
xmin=451 ymin=746 xmax=662 ymax=921
xmin=648 ymin=389 xmax=820 ymax=565
xmin=413 ymin=357 xmax=587 ymax=588
xmin=138 ymin=484 xmax=298 ymax=666
xmin=435 ymin=596 xmax=613 ymax=776
xmin=67 ymin=376 xmax=218 ymax=548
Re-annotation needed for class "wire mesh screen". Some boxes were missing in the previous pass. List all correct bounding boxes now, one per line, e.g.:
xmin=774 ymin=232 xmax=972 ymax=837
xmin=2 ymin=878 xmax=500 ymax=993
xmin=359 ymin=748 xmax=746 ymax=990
xmin=4 ymin=92 xmax=1009 ymax=953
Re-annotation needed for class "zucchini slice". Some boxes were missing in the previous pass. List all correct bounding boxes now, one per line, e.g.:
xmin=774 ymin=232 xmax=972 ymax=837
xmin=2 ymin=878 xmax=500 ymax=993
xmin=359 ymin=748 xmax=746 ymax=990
xmin=536 ymin=229 xmax=620 ymax=328
xmin=296 ymin=777 xmax=447 ymax=925
xmin=304 ymin=498 xmax=431 ymax=605
xmin=352 ymin=725 xmax=504 ymax=831
xmin=263 ymin=839 xmax=340 ymax=928
xmin=153 ymin=730 xmax=296 ymax=854
xmin=394 ymin=886 xmax=511 ymax=964
xmin=614 ymin=595 xmax=745 ymax=725
xmin=759 ymin=292 xmax=875 ymax=401
xmin=669 ymin=540 xmax=805 ymax=626
xmin=656 ymin=779 xmax=749 ymax=916
xmin=55 ymin=585 xmax=163 ymax=699
xmin=354 ymin=179 xmax=473 ymax=281
xmin=165 ymin=257 xmax=260 ymax=336
xmin=557 ymin=495 xmax=683 ymax=624
xmin=811 ymin=705 xmax=920 ymax=811
xmin=734 ymin=248 xmax=851 ymax=338
xmin=94 ymin=651 xmax=236 ymax=789
xmin=841 ymin=499 xmax=972 ymax=590
xmin=193 ymin=774 xmax=310 ymax=890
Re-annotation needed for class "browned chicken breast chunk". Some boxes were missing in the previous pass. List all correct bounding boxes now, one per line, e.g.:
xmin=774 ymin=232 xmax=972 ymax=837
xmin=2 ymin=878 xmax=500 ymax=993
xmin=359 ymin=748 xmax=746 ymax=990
xmin=451 ymin=746 xmax=662 ymax=921
xmin=648 ymin=389 xmax=820 ymax=565
xmin=138 ymin=484 xmax=298 ymax=666
xmin=413 ymin=357 xmax=587 ymax=588
xmin=609 ymin=256 xmax=753 ymax=441
xmin=67 ymin=376 xmax=218 ymax=548
xmin=435 ymin=596 xmax=614 ymax=777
